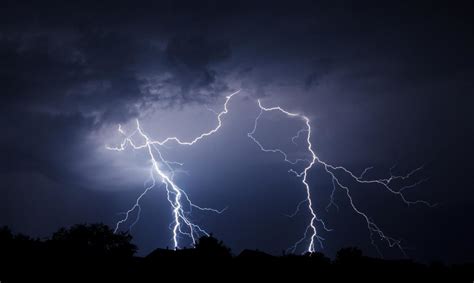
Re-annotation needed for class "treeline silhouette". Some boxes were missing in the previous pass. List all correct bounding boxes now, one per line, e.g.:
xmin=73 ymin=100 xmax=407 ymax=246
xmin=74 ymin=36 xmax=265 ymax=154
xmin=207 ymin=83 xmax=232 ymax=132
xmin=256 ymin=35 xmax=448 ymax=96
xmin=0 ymin=223 xmax=471 ymax=282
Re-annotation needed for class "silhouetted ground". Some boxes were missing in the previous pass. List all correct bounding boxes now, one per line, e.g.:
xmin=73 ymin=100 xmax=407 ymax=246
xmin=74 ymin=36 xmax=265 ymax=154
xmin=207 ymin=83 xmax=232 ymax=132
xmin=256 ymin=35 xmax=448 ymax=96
xmin=0 ymin=224 xmax=472 ymax=282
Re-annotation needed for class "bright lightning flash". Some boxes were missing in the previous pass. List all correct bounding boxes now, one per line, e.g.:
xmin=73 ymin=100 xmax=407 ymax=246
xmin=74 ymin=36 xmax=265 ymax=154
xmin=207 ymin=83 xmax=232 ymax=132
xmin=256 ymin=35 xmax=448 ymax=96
xmin=248 ymin=99 xmax=435 ymax=256
xmin=107 ymin=89 xmax=432 ymax=256
xmin=106 ymin=90 xmax=240 ymax=249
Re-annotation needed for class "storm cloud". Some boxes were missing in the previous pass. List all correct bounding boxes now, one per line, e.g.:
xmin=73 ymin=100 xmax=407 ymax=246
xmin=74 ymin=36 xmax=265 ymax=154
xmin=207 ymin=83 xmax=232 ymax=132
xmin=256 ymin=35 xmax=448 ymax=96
xmin=1 ymin=0 xmax=473 ymax=263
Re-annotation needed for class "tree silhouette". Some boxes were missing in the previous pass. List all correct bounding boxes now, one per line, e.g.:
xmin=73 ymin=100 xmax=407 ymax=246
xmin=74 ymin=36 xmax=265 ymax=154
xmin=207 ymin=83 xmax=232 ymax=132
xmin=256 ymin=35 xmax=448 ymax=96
xmin=335 ymin=247 xmax=363 ymax=264
xmin=0 ymin=224 xmax=472 ymax=281
xmin=307 ymin=251 xmax=331 ymax=265
xmin=0 ymin=226 xmax=13 ymax=260
xmin=49 ymin=223 xmax=136 ymax=259
xmin=194 ymin=234 xmax=231 ymax=257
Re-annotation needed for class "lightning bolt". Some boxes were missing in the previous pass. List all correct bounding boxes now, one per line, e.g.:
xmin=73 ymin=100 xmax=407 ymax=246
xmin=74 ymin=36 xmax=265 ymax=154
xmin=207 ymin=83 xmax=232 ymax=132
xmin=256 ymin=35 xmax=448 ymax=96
xmin=248 ymin=99 xmax=435 ymax=256
xmin=106 ymin=90 xmax=239 ymax=249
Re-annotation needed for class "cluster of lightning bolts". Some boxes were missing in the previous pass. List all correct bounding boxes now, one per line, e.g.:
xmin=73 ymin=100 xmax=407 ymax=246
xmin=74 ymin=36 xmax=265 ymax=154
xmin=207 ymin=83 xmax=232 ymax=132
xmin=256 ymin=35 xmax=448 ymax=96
xmin=107 ymin=90 xmax=434 ymax=255
xmin=248 ymin=99 xmax=435 ymax=256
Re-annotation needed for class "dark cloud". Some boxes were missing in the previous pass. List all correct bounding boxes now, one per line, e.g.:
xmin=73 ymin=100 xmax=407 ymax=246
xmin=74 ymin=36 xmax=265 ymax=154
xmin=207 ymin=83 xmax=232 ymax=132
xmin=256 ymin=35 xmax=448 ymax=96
xmin=166 ymin=36 xmax=230 ymax=69
xmin=0 ymin=1 xmax=242 ymax=197
xmin=0 ymin=30 xmax=138 ymax=122
xmin=138 ymin=35 xmax=232 ymax=107
xmin=0 ymin=33 xmax=232 ymax=120
xmin=304 ymin=58 xmax=333 ymax=90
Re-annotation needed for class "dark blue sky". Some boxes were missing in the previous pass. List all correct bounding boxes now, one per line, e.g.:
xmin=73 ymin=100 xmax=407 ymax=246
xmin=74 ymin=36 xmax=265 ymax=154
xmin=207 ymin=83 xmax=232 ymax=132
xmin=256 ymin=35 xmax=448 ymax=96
xmin=1 ymin=0 xmax=473 ymax=263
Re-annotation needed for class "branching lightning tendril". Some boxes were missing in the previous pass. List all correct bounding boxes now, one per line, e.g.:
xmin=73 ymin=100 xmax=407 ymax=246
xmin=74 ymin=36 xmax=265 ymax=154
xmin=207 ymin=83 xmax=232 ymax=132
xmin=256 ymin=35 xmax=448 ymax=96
xmin=106 ymin=90 xmax=239 ymax=249
xmin=248 ymin=99 xmax=435 ymax=255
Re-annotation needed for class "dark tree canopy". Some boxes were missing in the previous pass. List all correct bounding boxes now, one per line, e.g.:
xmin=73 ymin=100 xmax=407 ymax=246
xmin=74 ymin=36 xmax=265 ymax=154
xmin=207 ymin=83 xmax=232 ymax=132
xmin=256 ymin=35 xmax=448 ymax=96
xmin=0 ymin=225 xmax=472 ymax=282
xmin=49 ymin=223 xmax=136 ymax=258
xmin=336 ymin=247 xmax=364 ymax=263
xmin=194 ymin=234 xmax=232 ymax=257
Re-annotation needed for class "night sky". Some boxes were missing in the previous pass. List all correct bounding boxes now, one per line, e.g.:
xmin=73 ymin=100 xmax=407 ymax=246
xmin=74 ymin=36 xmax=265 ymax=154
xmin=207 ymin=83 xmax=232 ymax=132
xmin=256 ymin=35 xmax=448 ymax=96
xmin=1 ymin=1 xmax=473 ymax=263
